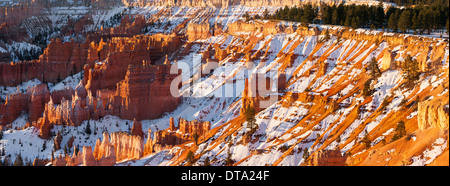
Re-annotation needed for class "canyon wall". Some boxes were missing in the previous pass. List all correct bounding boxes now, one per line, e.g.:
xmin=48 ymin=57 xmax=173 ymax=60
xmin=36 ymin=63 xmax=181 ymax=139
xmin=83 ymin=33 xmax=181 ymax=95
xmin=0 ymin=39 xmax=89 ymax=86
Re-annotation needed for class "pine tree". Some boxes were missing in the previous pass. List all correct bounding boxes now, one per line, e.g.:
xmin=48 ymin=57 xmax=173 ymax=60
xmin=388 ymin=10 xmax=399 ymax=32
xmin=203 ymin=157 xmax=211 ymax=166
xmin=363 ymin=79 xmax=373 ymax=97
xmin=402 ymin=55 xmax=420 ymax=85
xmin=186 ymin=150 xmax=195 ymax=165
xmin=361 ymin=131 xmax=371 ymax=148
xmin=398 ymin=10 xmax=412 ymax=33
xmin=446 ymin=18 xmax=449 ymax=34
xmin=368 ymin=57 xmax=381 ymax=79
xmin=85 ymin=120 xmax=92 ymax=135
xmin=263 ymin=9 xmax=270 ymax=19
xmin=391 ymin=121 xmax=406 ymax=142
xmin=244 ymin=106 xmax=256 ymax=132
xmin=302 ymin=148 xmax=309 ymax=160
xmin=332 ymin=9 xmax=339 ymax=25
xmin=13 ymin=154 xmax=24 ymax=166
xmin=375 ymin=4 xmax=385 ymax=28
xmin=192 ymin=131 xmax=199 ymax=146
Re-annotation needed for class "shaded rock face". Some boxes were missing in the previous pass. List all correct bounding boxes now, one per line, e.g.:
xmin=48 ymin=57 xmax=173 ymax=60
xmin=34 ymin=63 xmax=181 ymax=139
xmin=0 ymin=84 xmax=51 ymax=125
xmin=83 ymin=34 xmax=181 ymax=95
xmin=0 ymin=39 xmax=89 ymax=87
xmin=131 ymin=119 xmax=145 ymax=138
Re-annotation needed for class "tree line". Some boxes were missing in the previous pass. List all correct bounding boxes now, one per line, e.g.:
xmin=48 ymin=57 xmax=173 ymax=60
xmin=262 ymin=0 xmax=448 ymax=35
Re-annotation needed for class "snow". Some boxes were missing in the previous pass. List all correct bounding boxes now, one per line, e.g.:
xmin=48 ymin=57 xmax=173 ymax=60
xmin=5 ymin=41 xmax=41 ymax=62
xmin=48 ymin=72 xmax=83 ymax=92
xmin=0 ymin=46 xmax=7 ymax=53
xmin=0 ymin=78 xmax=42 ymax=100
xmin=410 ymin=138 xmax=448 ymax=166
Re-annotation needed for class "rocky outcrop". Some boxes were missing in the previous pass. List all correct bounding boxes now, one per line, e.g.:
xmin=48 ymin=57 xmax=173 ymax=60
xmin=308 ymin=148 xmax=347 ymax=166
xmin=82 ymin=146 xmax=97 ymax=166
xmin=187 ymin=23 xmax=211 ymax=42
xmin=240 ymin=71 xmax=285 ymax=114
xmin=94 ymin=132 xmax=142 ymax=162
xmin=418 ymin=98 xmax=449 ymax=130
xmin=83 ymin=34 xmax=181 ymax=95
xmin=144 ymin=117 xmax=211 ymax=154
xmin=34 ymin=63 xmax=181 ymax=138
xmin=131 ymin=119 xmax=144 ymax=138
xmin=0 ymin=84 xmax=50 ymax=126
xmin=54 ymin=131 xmax=63 ymax=150
xmin=0 ymin=39 xmax=89 ymax=86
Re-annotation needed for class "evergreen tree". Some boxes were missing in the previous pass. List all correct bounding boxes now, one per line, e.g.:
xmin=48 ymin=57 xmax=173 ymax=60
xmin=391 ymin=121 xmax=406 ymax=142
xmin=368 ymin=57 xmax=381 ymax=79
xmin=244 ymin=106 xmax=256 ymax=132
xmin=332 ymin=9 xmax=339 ymax=25
xmin=375 ymin=4 xmax=386 ymax=28
xmin=263 ymin=9 xmax=270 ymax=19
xmin=388 ymin=10 xmax=399 ymax=32
xmin=13 ymin=154 xmax=24 ymax=166
xmin=363 ymin=79 xmax=373 ymax=97
xmin=302 ymin=148 xmax=309 ymax=160
xmin=361 ymin=131 xmax=371 ymax=148
xmin=398 ymin=10 xmax=412 ymax=33
xmin=85 ymin=120 xmax=92 ymax=135
xmin=186 ymin=150 xmax=195 ymax=165
xmin=446 ymin=18 xmax=449 ymax=34
xmin=402 ymin=55 xmax=420 ymax=83
xmin=203 ymin=157 xmax=211 ymax=166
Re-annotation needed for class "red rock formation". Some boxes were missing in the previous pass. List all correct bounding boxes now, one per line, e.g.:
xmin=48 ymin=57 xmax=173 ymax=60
xmin=187 ymin=23 xmax=211 ymax=42
xmin=308 ymin=148 xmax=348 ymax=166
xmin=32 ymin=157 xmax=48 ymax=166
xmin=93 ymin=132 xmax=142 ymax=162
xmin=131 ymin=119 xmax=144 ymax=138
xmin=0 ymin=39 xmax=89 ymax=86
xmin=0 ymin=84 xmax=50 ymax=125
xmin=145 ymin=117 xmax=211 ymax=154
xmin=108 ymin=64 xmax=181 ymax=120
xmin=83 ymin=34 xmax=181 ymax=95
xmin=82 ymin=146 xmax=97 ymax=166
xmin=54 ymin=131 xmax=63 ymax=150
xmin=33 ymin=63 xmax=181 ymax=139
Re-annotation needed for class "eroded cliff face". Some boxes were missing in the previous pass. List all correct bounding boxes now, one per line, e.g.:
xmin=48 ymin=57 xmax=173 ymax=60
xmin=83 ymin=34 xmax=181 ymax=95
xmin=0 ymin=39 xmax=89 ymax=87
xmin=34 ymin=63 xmax=181 ymax=139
